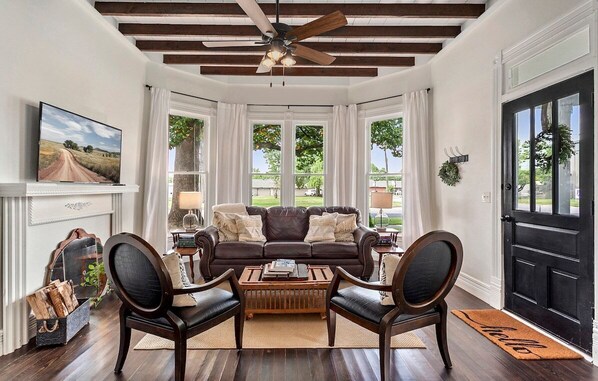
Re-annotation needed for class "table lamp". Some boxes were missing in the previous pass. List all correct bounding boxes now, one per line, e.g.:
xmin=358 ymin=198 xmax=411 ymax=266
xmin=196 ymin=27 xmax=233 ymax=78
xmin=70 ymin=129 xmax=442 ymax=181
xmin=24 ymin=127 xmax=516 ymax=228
xmin=371 ymin=191 xmax=393 ymax=231
xmin=179 ymin=191 xmax=202 ymax=231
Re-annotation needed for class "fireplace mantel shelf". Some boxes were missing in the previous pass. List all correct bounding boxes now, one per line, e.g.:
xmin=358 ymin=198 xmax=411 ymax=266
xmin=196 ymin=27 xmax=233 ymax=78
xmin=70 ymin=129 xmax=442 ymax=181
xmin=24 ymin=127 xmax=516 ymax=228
xmin=0 ymin=182 xmax=139 ymax=197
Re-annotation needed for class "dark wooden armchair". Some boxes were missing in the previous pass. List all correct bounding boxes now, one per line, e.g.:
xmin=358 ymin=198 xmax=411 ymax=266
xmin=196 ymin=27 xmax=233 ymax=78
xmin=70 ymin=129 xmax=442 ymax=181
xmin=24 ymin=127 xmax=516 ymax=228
xmin=104 ymin=233 xmax=245 ymax=381
xmin=326 ymin=230 xmax=463 ymax=381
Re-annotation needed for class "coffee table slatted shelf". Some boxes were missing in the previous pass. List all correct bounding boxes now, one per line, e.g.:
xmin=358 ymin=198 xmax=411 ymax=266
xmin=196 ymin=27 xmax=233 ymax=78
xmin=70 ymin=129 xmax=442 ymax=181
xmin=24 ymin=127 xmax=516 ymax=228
xmin=238 ymin=265 xmax=333 ymax=319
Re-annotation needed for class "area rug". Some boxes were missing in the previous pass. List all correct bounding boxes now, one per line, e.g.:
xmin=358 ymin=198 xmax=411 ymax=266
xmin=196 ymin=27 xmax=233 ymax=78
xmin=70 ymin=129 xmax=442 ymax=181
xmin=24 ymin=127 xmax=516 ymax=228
xmin=134 ymin=313 xmax=425 ymax=350
xmin=452 ymin=309 xmax=582 ymax=360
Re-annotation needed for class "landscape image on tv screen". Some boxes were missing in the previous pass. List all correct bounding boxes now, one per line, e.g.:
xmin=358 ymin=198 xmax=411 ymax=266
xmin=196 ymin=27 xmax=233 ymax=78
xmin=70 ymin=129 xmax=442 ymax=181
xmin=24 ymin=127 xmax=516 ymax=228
xmin=37 ymin=103 xmax=122 ymax=183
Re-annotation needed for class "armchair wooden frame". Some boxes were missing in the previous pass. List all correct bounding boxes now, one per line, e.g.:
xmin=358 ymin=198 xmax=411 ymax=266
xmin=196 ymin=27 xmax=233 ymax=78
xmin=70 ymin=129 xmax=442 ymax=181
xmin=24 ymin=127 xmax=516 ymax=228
xmin=104 ymin=233 xmax=245 ymax=381
xmin=326 ymin=231 xmax=463 ymax=381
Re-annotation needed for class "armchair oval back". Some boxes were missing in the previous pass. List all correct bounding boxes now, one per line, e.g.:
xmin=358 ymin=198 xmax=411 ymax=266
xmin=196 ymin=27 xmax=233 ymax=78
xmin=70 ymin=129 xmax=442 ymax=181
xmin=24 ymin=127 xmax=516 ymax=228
xmin=104 ymin=233 xmax=174 ymax=318
xmin=392 ymin=231 xmax=463 ymax=315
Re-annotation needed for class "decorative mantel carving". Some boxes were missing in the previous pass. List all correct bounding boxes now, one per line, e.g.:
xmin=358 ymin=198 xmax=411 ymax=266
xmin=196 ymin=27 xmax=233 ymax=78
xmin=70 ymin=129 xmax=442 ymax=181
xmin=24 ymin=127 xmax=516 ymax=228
xmin=64 ymin=202 xmax=92 ymax=211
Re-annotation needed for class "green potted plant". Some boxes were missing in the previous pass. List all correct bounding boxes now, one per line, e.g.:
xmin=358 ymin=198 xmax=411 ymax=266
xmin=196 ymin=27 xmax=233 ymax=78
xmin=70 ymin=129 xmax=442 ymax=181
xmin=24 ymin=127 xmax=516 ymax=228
xmin=81 ymin=260 xmax=112 ymax=308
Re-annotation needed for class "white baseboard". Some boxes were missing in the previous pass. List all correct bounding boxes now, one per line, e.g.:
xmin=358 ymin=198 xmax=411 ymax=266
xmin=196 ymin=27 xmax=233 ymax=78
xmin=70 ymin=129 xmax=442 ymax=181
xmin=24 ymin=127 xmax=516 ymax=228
xmin=455 ymin=272 xmax=501 ymax=309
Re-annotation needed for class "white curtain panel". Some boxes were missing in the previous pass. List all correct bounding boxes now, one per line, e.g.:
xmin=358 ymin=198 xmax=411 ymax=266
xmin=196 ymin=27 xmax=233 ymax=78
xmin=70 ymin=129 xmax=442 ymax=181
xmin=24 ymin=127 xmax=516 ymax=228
xmin=329 ymin=104 xmax=358 ymax=206
xmin=142 ymin=87 xmax=171 ymax=252
xmin=403 ymin=89 xmax=432 ymax=247
xmin=215 ymin=102 xmax=249 ymax=204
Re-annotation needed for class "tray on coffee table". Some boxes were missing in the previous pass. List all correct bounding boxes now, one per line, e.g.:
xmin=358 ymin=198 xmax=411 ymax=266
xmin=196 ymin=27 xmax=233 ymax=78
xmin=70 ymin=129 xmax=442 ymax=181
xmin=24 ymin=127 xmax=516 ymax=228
xmin=238 ymin=265 xmax=333 ymax=319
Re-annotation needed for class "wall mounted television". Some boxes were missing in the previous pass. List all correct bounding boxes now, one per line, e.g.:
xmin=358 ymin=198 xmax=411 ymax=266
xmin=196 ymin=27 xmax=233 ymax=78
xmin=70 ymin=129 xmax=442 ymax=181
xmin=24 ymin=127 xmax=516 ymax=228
xmin=37 ymin=102 xmax=122 ymax=184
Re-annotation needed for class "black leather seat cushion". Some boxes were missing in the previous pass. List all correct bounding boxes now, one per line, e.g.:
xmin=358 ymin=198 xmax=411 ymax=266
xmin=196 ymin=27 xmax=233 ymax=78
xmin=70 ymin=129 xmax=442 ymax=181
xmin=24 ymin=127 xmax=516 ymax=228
xmin=264 ymin=241 xmax=312 ymax=258
xmin=214 ymin=241 xmax=264 ymax=259
xmin=331 ymin=286 xmax=437 ymax=325
xmin=312 ymin=242 xmax=358 ymax=258
xmin=129 ymin=288 xmax=240 ymax=328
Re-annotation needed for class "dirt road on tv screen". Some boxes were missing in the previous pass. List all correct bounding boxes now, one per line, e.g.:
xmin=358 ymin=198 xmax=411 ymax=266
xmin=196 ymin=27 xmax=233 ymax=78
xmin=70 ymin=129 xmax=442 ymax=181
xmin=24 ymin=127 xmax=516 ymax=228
xmin=39 ymin=149 xmax=108 ymax=183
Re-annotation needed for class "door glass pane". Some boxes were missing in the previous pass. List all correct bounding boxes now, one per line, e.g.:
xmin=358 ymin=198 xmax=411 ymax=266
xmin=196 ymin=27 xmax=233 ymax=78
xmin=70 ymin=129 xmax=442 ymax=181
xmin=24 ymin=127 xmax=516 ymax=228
xmin=515 ymin=109 xmax=531 ymax=211
xmin=252 ymin=124 xmax=282 ymax=207
xmin=557 ymin=94 xmax=580 ymax=215
xmin=534 ymin=102 xmax=553 ymax=213
xmin=295 ymin=125 xmax=324 ymax=206
xmin=295 ymin=175 xmax=324 ymax=207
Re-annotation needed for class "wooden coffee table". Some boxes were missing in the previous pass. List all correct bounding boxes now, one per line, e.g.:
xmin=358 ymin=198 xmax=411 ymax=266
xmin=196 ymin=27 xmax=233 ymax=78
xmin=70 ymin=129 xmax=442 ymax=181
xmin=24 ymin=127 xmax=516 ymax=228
xmin=238 ymin=265 xmax=333 ymax=320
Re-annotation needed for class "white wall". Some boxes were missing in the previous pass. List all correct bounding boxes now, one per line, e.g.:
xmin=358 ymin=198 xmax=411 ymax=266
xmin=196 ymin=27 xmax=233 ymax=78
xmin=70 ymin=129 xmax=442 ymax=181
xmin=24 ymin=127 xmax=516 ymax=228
xmin=430 ymin=0 xmax=589 ymax=304
xmin=0 ymin=0 xmax=147 ymax=233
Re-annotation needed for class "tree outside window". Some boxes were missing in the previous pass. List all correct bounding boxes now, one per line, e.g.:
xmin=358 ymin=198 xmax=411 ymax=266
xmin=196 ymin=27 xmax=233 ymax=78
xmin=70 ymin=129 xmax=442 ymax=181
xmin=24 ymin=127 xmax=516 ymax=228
xmin=168 ymin=115 xmax=206 ymax=230
xmin=369 ymin=118 xmax=403 ymax=233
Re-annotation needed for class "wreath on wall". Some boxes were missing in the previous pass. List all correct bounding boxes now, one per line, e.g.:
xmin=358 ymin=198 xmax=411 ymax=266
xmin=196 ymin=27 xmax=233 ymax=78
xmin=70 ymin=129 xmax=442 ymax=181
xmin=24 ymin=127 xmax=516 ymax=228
xmin=438 ymin=161 xmax=460 ymax=186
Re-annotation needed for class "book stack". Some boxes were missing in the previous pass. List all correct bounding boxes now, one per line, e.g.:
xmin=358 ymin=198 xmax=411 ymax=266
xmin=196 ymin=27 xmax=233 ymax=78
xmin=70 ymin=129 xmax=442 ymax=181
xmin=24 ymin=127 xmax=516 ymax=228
xmin=262 ymin=260 xmax=308 ymax=281
xmin=177 ymin=234 xmax=196 ymax=248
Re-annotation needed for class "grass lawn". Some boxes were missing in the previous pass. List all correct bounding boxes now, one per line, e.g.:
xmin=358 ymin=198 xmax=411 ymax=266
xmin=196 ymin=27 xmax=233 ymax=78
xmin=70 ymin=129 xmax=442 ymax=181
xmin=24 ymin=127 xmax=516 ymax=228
xmin=518 ymin=197 xmax=579 ymax=207
xmin=251 ymin=196 xmax=324 ymax=208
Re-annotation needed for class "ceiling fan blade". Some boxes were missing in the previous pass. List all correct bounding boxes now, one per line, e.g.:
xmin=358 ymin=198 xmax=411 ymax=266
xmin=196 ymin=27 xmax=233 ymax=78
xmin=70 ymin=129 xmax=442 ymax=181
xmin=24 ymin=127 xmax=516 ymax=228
xmin=292 ymin=44 xmax=336 ymax=65
xmin=286 ymin=11 xmax=347 ymax=42
xmin=236 ymin=0 xmax=278 ymax=38
xmin=202 ymin=40 xmax=265 ymax=48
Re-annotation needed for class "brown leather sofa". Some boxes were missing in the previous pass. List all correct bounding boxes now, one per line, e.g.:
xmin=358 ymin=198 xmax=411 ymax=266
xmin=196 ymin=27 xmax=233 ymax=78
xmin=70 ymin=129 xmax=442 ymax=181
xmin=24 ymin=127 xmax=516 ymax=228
xmin=195 ymin=206 xmax=379 ymax=281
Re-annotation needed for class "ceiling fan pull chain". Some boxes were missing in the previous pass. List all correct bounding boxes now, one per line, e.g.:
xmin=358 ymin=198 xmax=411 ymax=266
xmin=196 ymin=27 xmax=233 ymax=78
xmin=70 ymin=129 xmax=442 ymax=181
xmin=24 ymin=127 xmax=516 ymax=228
xmin=270 ymin=68 xmax=273 ymax=87
xmin=282 ymin=65 xmax=285 ymax=87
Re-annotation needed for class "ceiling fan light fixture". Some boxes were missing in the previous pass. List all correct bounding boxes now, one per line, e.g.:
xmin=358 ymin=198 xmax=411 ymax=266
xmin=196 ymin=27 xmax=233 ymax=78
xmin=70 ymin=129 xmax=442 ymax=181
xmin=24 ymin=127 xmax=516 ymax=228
xmin=267 ymin=48 xmax=284 ymax=62
xmin=281 ymin=52 xmax=296 ymax=67
xmin=260 ymin=55 xmax=276 ymax=68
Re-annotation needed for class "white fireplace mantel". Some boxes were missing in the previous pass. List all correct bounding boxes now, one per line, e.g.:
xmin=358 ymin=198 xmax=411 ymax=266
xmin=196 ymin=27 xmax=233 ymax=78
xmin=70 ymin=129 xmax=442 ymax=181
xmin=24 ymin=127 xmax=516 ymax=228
xmin=0 ymin=182 xmax=139 ymax=197
xmin=0 ymin=182 xmax=139 ymax=355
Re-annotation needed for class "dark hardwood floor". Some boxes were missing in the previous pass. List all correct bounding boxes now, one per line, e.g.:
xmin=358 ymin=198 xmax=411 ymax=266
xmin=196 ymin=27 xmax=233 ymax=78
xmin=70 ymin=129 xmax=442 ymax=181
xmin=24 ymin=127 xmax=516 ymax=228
xmin=1 ymin=287 xmax=596 ymax=381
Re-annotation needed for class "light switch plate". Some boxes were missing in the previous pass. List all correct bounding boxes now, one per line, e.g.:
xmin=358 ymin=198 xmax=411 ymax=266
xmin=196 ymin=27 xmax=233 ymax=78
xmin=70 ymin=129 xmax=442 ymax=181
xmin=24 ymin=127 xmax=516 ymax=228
xmin=482 ymin=192 xmax=491 ymax=203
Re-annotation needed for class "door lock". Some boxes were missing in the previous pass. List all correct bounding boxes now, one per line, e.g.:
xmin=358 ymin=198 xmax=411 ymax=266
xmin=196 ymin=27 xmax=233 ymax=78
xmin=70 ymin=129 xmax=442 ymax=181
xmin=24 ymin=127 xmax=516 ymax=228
xmin=504 ymin=183 xmax=512 ymax=191
xmin=500 ymin=215 xmax=514 ymax=222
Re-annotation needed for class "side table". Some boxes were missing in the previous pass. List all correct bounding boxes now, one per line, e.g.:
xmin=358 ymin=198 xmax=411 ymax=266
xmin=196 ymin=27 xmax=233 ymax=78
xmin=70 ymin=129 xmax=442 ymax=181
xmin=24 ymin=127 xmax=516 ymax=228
xmin=171 ymin=229 xmax=201 ymax=282
xmin=373 ymin=244 xmax=405 ymax=269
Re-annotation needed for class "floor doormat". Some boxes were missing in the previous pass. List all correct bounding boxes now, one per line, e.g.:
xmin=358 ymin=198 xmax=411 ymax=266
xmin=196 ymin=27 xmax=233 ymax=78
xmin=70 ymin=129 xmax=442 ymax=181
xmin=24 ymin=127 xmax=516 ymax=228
xmin=452 ymin=309 xmax=582 ymax=360
xmin=134 ymin=313 xmax=425 ymax=350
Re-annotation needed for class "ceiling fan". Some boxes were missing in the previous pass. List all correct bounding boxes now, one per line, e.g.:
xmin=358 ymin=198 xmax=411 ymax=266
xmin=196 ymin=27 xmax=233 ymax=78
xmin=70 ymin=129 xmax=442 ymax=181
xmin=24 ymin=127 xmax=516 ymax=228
xmin=202 ymin=0 xmax=348 ymax=73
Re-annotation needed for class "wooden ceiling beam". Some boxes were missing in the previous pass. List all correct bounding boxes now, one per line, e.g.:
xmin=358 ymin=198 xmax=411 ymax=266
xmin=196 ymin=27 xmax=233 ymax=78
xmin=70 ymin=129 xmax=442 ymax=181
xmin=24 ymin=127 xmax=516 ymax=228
xmin=95 ymin=2 xmax=485 ymax=18
xmin=164 ymin=54 xmax=415 ymax=67
xmin=119 ymin=24 xmax=461 ymax=38
xmin=200 ymin=66 xmax=378 ymax=77
xmin=137 ymin=40 xmax=442 ymax=54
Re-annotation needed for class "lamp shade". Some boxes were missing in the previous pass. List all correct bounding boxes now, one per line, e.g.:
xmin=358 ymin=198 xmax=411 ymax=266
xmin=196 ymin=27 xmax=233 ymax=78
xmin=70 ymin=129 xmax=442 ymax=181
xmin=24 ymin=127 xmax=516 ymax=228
xmin=371 ymin=191 xmax=393 ymax=209
xmin=179 ymin=192 xmax=202 ymax=210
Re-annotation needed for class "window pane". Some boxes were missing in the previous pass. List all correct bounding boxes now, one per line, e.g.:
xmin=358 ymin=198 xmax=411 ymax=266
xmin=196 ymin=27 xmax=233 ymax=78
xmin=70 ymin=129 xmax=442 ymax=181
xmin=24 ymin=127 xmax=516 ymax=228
xmin=370 ymin=118 xmax=403 ymax=175
xmin=515 ymin=109 xmax=531 ymax=211
xmin=295 ymin=125 xmax=324 ymax=173
xmin=168 ymin=173 xmax=206 ymax=230
xmin=557 ymin=94 xmax=580 ymax=215
xmin=368 ymin=176 xmax=402 ymax=231
xmin=253 ymin=124 xmax=281 ymax=174
xmin=168 ymin=115 xmax=205 ymax=173
xmin=295 ymin=175 xmax=324 ymax=207
xmin=251 ymin=175 xmax=281 ymax=207
xmin=534 ymin=102 xmax=553 ymax=213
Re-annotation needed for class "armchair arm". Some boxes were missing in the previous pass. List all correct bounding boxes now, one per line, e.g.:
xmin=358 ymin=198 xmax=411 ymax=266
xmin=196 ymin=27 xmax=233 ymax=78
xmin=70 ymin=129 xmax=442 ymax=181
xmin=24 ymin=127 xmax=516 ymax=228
xmin=327 ymin=267 xmax=392 ymax=306
xmin=172 ymin=269 xmax=243 ymax=299
xmin=353 ymin=224 xmax=379 ymax=279
xmin=195 ymin=226 xmax=219 ymax=280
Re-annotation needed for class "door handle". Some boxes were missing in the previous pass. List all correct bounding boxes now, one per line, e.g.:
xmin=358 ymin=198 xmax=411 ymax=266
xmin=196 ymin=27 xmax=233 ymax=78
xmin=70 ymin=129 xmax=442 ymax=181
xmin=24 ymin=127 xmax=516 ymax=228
xmin=500 ymin=215 xmax=514 ymax=222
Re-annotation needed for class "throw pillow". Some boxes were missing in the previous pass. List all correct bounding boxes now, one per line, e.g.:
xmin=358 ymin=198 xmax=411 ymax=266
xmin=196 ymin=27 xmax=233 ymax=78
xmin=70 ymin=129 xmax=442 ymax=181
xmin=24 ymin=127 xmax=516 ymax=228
xmin=379 ymin=253 xmax=401 ymax=305
xmin=213 ymin=211 xmax=242 ymax=242
xmin=236 ymin=215 xmax=267 ymax=242
xmin=304 ymin=214 xmax=337 ymax=243
xmin=323 ymin=212 xmax=358 ymax=242
xmin=162 ymin=253 xmax=196 ymax=307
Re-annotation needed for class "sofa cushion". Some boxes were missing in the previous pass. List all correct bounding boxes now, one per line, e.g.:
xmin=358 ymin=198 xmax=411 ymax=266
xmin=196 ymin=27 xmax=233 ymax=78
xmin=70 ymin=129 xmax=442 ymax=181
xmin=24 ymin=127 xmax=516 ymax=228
xmin=264 ymin=241 xmax=312 ymax=258
xmin=308 ymin=206 xmax=361 ymax=224
xmin=214 ymin=241 xmax=264 ymax=259
xmin=266 ymin=206 xmax=309 ymax=241
xmin=311 ymin=242 xmax=358 ymax=258
xmin=247 ymin=206 xmax=268 ymax=236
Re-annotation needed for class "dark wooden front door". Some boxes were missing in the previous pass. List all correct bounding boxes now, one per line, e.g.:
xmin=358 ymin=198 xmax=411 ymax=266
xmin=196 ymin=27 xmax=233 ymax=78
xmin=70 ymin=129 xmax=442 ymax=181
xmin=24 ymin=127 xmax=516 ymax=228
xmin=502 ymin=71 xmax=594 ymax=353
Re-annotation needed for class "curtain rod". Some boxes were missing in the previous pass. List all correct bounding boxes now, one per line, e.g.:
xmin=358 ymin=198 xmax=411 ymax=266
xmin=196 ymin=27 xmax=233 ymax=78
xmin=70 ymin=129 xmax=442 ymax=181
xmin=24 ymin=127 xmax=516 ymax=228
xmin=145 ymin=84 xmax=430 ymax=108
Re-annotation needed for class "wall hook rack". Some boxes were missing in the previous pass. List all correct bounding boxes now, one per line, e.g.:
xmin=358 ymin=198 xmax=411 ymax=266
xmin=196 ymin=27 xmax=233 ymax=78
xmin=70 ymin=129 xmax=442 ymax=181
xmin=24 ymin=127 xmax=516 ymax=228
xmin=444 ymin=146 xmax=469 ymax=164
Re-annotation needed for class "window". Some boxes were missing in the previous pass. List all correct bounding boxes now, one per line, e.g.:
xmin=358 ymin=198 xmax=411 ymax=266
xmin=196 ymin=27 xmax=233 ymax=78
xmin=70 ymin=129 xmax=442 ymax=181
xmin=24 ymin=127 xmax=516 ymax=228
xmin=250 ymin=120 xmax=326 ymax=207
xmin=368 ymin=117 xmax=403 ymax=234
xmin=251 ymin=123 xmax=282 ymax=207
xmin=294 ymin=124 xmax=324 ymax=207
xmin=167 ymin=114 xmax=207 ymax=230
